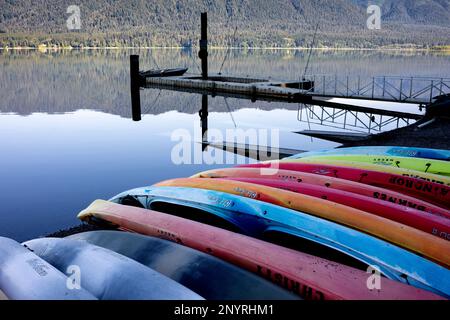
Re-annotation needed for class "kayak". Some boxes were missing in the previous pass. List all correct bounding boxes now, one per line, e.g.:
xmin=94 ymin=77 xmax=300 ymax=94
xmin=0 ymin=237 xmax=96 ymax=300
xmin=23 ymin=238 xmax=204 ymax=300
xmin=156 ymin=178 xmax=450 ymax=261
xmin=68 ymin=230 xmax=298 ymax=300
xmin=221 ymin=177 xmax=450 ymax=240
xmin=288 ymin=146 xmax=450 ymax=161
xmin=78 ymin=200 xmax=445 ymax=300
xmin=193 ymin=167 xmax=450 ymax=218
xmin=106 ymin=187 xmax=450 ymax=297
xmin=282 ymin=158 xmax=450 ymax=186
xmin=139 ymin=67 xmax=188 ymax=77
xmin=236 ymin=162 xmax=450 ymax=212
xmin=289 ymin=154 xmax=450 ymax=177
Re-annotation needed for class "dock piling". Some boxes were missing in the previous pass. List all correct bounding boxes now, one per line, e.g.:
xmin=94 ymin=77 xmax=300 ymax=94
xmin=199 ymin=12 xmax=208 ymax=80
xmin=130 ymin=55 xmax=142 ymax=121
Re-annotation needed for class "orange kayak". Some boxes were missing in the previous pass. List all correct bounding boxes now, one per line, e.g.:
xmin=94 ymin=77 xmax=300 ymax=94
xmin=192 ymin=167 xmax=450 ymax=218
xmin=156 ymin=178 xmax=450 ymax=268
xmin=223 ymin=177 xmax=450 ymax=241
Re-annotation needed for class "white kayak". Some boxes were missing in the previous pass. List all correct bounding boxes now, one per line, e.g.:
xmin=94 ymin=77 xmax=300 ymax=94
xmin=23 ymin=237 xmax=204 ymax=300
xmin=0 ymin=237 xmax=96 ymax=300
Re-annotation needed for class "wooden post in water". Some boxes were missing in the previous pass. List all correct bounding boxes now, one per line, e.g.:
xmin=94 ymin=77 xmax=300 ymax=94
xmin=199 ymin=12 xmax=208 ymax=80
xmin=130 ymin=55 xmax=142 ymax=121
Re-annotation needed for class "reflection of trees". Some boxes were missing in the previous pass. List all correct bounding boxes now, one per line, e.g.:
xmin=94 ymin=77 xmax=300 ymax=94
xmin=0 ymin=49 xmax=449 ymax=116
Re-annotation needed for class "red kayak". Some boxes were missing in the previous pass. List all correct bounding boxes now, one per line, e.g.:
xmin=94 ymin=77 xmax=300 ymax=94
xmin=239 ymin=162 xmax=450 ymax=210
xmin=78 ymin=200 xmax=444 ymax=300
xmin=224 ymin=177 xmax=450 ymax=241
xmin=195 ymin=167 xmax=450 ymax=220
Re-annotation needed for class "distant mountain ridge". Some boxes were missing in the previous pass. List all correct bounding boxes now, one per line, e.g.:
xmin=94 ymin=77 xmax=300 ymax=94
xmin=0 ymin=0 xmax=449 ymax=48
xmin=351 ymin=0 xmax=450 ymax=25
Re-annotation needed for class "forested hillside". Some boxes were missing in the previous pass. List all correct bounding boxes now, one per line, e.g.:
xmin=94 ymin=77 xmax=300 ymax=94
xmin=0 ymin=0 xmax=449 ymax=48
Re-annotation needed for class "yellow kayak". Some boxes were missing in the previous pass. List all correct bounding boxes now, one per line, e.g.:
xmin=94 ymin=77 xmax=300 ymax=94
xmin=289 ymin=154 xmax=450 ymax=177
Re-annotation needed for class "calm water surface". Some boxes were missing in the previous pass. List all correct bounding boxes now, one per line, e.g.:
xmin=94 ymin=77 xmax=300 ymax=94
xmin=1 ymin=48 xmax=449 ymax=241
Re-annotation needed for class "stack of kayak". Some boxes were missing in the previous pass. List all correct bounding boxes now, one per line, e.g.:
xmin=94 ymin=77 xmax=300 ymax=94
xmin=1 ymin=146 xmax=449 ymax=300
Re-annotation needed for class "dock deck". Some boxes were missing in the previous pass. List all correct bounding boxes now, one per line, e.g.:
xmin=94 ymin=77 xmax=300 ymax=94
xmin=145 ymin=74 xmax=450 ymax=106
xmin=144 ymin=74 xmax=313 ymax=103
xmin=144 ymin=74 xmax=438 ymax=119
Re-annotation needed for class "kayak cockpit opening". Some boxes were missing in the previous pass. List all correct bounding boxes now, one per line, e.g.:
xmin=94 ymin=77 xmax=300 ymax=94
xmin=115 ymin=195 xmax=146 ymax=208
xmin=263 ymin=230 xmax=370 ymax=272
xmin=147 ymin=201 xmax=242 ymax=233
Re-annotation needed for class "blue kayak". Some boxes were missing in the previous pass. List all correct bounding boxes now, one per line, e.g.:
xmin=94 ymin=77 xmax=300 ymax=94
xmin=23 ymin=238 xmax=204 ymax=300
xmin=111 ymin=186 xmax=450 ymax=298
xmin=0 ymin=237 xmax=96 ymax=300
xmin=287 ymin=146 xmax=450 ymax=161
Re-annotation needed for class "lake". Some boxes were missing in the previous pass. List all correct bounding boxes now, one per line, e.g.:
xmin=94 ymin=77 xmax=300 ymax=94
xmin=1 ymin=48 xmax=449 ymax=241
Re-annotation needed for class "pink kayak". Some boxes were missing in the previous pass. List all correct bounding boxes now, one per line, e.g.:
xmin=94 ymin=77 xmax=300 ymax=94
xmin=238 ymin=162 xmax=450 ymax=210
xmin=194 ymin=167 xmax=450 ymax=220
xmin=78 ymin=200 xmax=445 ymax=300
xmin=224 ymin=177 xmax=450 ymax=241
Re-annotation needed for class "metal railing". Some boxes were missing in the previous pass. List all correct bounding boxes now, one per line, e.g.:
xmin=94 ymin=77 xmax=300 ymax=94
xmin=302 ymin=75 xmax=450 ymax=104
xmin=297 ymin=104 xmax=414 ymax=133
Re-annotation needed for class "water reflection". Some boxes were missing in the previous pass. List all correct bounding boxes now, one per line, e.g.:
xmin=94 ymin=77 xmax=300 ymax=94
xmin=1 ymin=48 xmax=449 ymax=116
xmin=0 ymin=49 xmax=449 ymax=241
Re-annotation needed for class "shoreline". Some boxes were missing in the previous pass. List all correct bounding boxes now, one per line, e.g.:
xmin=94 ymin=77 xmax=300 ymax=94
xmin=1 ymin=46 xmax=449 ymax=52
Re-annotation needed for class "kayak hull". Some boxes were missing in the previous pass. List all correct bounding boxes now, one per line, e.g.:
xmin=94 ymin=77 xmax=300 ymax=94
xmin=222 ymin=177 xmax=450 ymax=240
xmin=238 ymin=162 xmax=450 ymax=211
xmin=194 ymin=167 xmax=450 ymax=218
xmin=23 ymin=238 xmax=204 ymax=300
xmin=68 ymin=230 xmax=298 ymax=300
xmin=78 ymin=200 xmax=445 ymax=300
xmin=290 ymin=154 xmax=450 ymax=176
xmin=155 ymin=178 xmax=450 ymax=264
xmin=288 ymin=146 xmax=450 ymax=162
xmin=282 ymin=158 xmax=450 ymax=186
xmin=0 ymin=237 xmax=96 ymax=300
xmin=106 ymin=187 xmax=450 ymax=297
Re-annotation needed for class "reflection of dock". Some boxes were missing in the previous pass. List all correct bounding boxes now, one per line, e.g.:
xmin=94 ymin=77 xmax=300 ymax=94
xmin=296 ymin=104 xmax=418 ymax=133
xmin=295 ymin=130 xmax=370 ymax=144
xmin=201 ymin=141 xmax=304 ymax=160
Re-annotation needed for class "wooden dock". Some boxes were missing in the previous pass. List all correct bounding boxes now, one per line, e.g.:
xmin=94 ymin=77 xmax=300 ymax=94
xmin=144 ymin=74 xmax=424 ymax=119
xmin=144 ymin=74 xmax=313 ymax=103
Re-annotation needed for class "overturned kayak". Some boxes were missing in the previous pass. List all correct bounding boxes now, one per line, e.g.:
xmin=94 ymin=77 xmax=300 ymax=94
xmin=68 ymin=230 xmax=298 ymax=300
xmin=0 ymin=237 xmax=96 ymax=300
xmin=23 ymin=238 xmax=204 ymax=300
xmin=140 ymin=67 xmax=188 ymax=77
xmin=282 ymin=158 xmax=450 ymax=186
xmin=78 ymin=200 xmax=445 ymax=300
xmin=156 ymin=178 xmax=450 ymax=259
xmin=237 ymin=162 xmax=450 ymax=212
xmin=287 ymin=154 xmax=450 ymax=177
xmin=219 ymin=177 xmax=450 ymax=240
xmin=288 ymin=146 xmax=450 ymax=162
xmin=106 ymin=187 xmax=450 ymax=297
xmin=193 ymin=167 xmax=450 ymax=218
